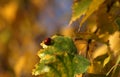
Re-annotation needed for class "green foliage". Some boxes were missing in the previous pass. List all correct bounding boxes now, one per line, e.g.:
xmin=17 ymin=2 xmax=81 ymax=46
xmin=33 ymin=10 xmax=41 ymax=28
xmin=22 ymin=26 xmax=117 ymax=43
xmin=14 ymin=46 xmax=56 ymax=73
xmin=70 ymin=0 xmax=119 ymax=34
xmin=69 ymin=0 xmax=92 ymax=25
xmin=33 ymin=0 xmax=120 ymax=77
xmin=73 ymin=55 xmax=90 ymax=75
xmin=32 ymin=35 xmax=90 ymax=77
xmin=68 ymin=0 xmax=120 ymax=77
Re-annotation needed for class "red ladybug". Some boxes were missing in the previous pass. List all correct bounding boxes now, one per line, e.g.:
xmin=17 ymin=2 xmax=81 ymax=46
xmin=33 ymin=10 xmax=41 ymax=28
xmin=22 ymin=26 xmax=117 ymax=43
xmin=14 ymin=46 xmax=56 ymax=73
xmin=44 ymin=38 xmax=52 ymax=45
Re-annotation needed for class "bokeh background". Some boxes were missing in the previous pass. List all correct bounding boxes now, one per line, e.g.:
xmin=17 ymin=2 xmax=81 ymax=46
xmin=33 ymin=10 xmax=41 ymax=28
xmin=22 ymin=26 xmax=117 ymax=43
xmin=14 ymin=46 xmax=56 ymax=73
xmin=0 ymin=0 xmax=73 ymax=77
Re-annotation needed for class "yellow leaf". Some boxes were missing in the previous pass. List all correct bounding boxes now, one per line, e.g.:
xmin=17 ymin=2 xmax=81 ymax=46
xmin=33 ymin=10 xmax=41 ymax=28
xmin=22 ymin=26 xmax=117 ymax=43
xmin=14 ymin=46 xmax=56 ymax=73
xmin=103 ymin=56 xmax=110 ymax=67
xmin=93 ymin=44 xmax=108 ymax=60
xmin=109 ymin=31 xmax=120 ymax=56
xmin=97 ymin=5 xmax=118 ymax=34
xmin=80 ymin=0 xmax=105 ymax=26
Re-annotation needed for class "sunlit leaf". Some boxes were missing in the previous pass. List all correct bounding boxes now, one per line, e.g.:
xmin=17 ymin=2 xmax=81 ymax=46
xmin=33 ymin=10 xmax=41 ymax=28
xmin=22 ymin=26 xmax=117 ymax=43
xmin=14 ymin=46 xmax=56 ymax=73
xmin=69 ymin=0 xmax=92 ymax=25
xmin=32 ymin=63 xmax=50 ymax=76
xmin=103 ymin=56 xmax=110 ymax=67
xmin=109 ymin=31 xmax=120 ymax=55
xmin=93 ymin=44 xmax=108 ymax=60
xmin=80 ymin=0 xmax=105 ymax=26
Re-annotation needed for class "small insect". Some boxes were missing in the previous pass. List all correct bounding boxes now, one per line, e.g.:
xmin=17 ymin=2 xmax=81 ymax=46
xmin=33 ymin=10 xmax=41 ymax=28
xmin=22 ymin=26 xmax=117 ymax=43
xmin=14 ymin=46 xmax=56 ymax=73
xmin=44 ymin=37 xmax=52 ymax=45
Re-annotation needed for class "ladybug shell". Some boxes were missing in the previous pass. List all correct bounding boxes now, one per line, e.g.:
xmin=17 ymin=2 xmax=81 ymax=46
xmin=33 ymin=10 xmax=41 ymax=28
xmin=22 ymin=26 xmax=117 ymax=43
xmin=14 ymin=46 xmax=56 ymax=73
xmin=44 ymin=38 xmax=52 ymax=45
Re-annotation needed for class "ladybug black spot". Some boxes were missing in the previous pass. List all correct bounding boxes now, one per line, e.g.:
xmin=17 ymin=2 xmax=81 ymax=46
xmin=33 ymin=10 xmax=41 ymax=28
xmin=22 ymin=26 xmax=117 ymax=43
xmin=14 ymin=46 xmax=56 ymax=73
xmin=44 ymin=38 xmax=52 ymax=45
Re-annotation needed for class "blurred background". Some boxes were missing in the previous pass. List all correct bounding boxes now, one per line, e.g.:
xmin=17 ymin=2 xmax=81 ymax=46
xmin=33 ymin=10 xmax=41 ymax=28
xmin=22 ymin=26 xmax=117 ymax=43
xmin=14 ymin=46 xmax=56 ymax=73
xmin=0 ymin=0 xmax=73 ymax=77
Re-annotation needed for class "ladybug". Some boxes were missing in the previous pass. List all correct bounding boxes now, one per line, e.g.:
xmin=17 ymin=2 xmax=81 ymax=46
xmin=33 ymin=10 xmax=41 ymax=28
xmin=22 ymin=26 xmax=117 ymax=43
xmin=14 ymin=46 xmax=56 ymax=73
xmin=44 ymin=37 xmax=52 ymax=45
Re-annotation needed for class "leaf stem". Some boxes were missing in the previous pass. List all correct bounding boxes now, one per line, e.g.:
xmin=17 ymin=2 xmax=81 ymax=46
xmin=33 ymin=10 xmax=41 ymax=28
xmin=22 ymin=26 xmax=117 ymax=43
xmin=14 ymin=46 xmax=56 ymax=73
xmin=57 ymin=56 xmax=70 ymax=77
xmin=48 ymin=64 xmax=61 ymax=77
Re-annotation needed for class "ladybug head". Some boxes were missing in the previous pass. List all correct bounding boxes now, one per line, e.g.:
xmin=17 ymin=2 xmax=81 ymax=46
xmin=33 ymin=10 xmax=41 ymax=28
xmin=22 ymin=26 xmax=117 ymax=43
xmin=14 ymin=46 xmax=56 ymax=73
xmin=44 ymin=37 xmax=52 ymax=45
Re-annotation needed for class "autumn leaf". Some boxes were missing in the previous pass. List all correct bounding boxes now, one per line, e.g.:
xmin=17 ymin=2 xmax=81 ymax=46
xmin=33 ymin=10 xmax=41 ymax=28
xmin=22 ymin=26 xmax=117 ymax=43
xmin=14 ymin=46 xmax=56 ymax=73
xmin=96 ymin=4 xmax=118 ymax=34
xmin=69 ymin=0 xmax=92 ymax=25
xmin=80 ymin=0 xmax=105 ymax=26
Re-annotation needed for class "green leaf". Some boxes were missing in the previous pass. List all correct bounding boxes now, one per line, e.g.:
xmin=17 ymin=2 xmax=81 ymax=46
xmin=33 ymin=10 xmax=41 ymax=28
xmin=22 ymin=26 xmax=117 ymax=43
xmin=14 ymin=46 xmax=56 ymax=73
xmin=80 ymin=0 xmax=105 ymax=26
xmin=32 ymin=63 xmax=50 ymax=76
xmin=52 ymin=35 xmax=77 ymax=54
xmin=72 ymin=55 xmax=90 ymax=76
xmin=33 ymin=35 xmax=90 ymax=77
xmin=69 ymin=0 xmax=92 ymax=25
